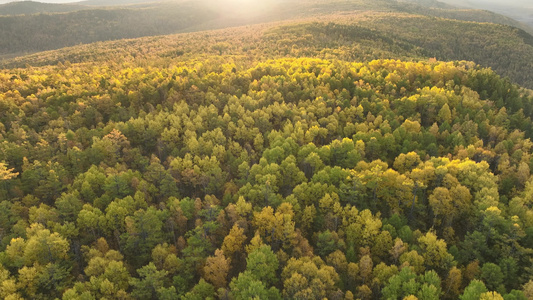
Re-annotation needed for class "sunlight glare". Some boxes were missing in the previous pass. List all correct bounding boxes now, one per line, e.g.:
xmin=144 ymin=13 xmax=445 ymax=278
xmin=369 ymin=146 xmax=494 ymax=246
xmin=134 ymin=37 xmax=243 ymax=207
xmin=209 ymin=0 xmax=279 ymax=17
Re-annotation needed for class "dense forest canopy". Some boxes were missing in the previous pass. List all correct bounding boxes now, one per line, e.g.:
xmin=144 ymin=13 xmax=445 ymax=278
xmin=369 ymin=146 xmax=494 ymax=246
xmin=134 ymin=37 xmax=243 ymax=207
xmin=1 ymin=0 xmax=533 ymax=299
xmin=1 ymin=52 xmax=533 ymax=299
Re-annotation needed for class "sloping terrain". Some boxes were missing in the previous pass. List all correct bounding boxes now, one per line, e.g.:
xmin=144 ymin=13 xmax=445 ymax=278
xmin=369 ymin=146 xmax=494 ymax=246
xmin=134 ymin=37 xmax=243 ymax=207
xmin=0 ymin=1 xmax=88 ymax=15
xmin=0 ymin=1 xmax=219 ymax=56
xmin=0 ymin=0 xmax=532 ymax=57
xmin=438 ymin=0 xmax=533 ymax=29
xmin=4 ymin=11 xmax=533 ymax=89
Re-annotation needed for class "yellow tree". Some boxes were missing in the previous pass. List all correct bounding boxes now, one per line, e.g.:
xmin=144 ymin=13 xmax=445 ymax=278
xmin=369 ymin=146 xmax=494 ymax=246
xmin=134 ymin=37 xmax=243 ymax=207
xmin=6 ymin=223 xmax=70 ymax=266
xmin=221 ymin=224 xmax=246 ymax=258
xmin=479 ymin=292 xmax=504 ymax=300
xmin=252 ymin=203 xmax=297 ymax=250
xmin=428 ymin=187 xmax=452 ymax=226
xmin=282 ymin=256 xmax=339 ymax=299
xmin=377 ymin=169 xmax=414 ymax=215
xmin=359 ymin=254 xmax=373 ymax=284
xmin=203 ymin=249 xmax=231 ymax=289
xmin=0 ymin=266 xmax=21 ymax=300
xmin=0 ymin=162 xmax=18 ymax=200
xmin=417 ymin=231 xmax=452 ymax=272
xmin=390 ymin=238 xmax=407 ymax=264
xmin=0 ymin=162 xmax=18 ymax=181
xmin=246 ymin=231 xmax=266 ymax=254
xmin=393 ymin=152 xmax=422 ymax=174
xmin=443 ymin=266 xmax=462 ymax=299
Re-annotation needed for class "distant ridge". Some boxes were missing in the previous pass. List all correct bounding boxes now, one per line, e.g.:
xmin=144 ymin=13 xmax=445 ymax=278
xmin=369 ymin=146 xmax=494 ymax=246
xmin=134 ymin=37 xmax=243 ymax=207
xmin=77 ymin=0 xmax=174 ymax=6
xmin=0 ymin=1 xmax=88 ymax=15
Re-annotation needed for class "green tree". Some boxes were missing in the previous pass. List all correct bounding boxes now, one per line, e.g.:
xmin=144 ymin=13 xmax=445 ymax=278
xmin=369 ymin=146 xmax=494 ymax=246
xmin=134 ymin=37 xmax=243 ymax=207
xmin=130 ymin=263 xmax=173 ymax=299
xmin=246 ymin=245 xmax=279 ymax=286
xmin=121 ymin=207 xmax=167 ymax=267
xmin=460 ymin=280 xmax=488 ymax=300
xmin=229 ymin=271 xmax=281 ymax=300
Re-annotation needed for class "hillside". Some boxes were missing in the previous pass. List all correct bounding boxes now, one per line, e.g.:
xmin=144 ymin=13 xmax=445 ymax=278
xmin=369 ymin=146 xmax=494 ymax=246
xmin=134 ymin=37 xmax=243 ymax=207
xmin=438 ymin=0 xmax=533 ymax=29
xmin=0 ymin=0 xmax=532 ymax=56
xmin=1 ymin=49 xmax=533 ymax=299
xmin=0 ymin=1 xmax=88 ymax=15
xmin=4 ymin=11 xmax=533 ymax=89
xmin=0 ymin=1 xmax=219 ymax=56
xmin=78 ymin=0 xmax=183 ymax=5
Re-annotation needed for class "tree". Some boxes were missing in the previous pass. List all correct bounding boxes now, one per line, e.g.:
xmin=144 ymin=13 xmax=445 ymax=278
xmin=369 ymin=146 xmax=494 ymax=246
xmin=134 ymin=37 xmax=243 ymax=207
xmin=55 ymin=192 xmax=84 ymax=222
xmin=246 ymin=245 xmax=279 ymax=286
xmin=382 ymin=267 xmax=418 ymax=300
xmin=253 ymin=204 xmax=297 ymax=251
xmin=144 ymin=156 xmax=179 ymax=200
xmin=343 ymin=209 xmax=382 ymax=252
xmin=130 ymin=263 xmax=172 ymax=300
xmin=0 ymin=161 xmax=18 ymax=200
xmin=316 ymin=230 xmax=339 ymax=257
xmin=221 ymin=224 xmax=246 ymax=258
xmin=81 ymin=239 xmax=131 ymax=298
xmin=417 ymin=231 xmax=453 ymax=272
xmin=281 ymin=256 xmax=339 ymax=299
xmin=390 ymin=238 xmax=408 ymax=263
xmin=359 ymin=254 xmax=373 ymax=284
xmin=77 ymin=204 xmax=106 ymax=241
xmin=393 ymin=152 xmax=421 ymax=174
xmin=523 ymin=280 xmax=533 ymax=299
xmin=479 ymin=292 xmax=504 ymax=300
xmin=499 ymin=257 xmax=519 ymax=292
xmin=382 ymin=268 xmax=442 ymax=300
xmin=229 ymin=271 xmax=281 ymax=300
xmin=203 ymin=249 xmax=230 ymax=289
xmin=0 ymin=161 xmax=18 ymax=181
xmin=460 ymin=280 xmax=488 ymax=300
xmin=182 ymin=279 xmax=215 ymax=300
xmin=443 ymin=267 xmax=462 ymax=299
xmin=400 ymin=250 xmax=426 ymax=274
xmin=481 ymin=263 xmax=504 ymax=293
xmin=438 ymin=103 xmax=452 ymax=124
xmin=6 ymin=223 xmax=69 ymax=266
xmin=120 ymin=207 xmax=167 ymax=267
xmin=182 ymin=278 xmax=215 ymax=300
xmin=0 ymin=265 xmax=21 ymax=300
xmin=357 ymin=284 xmax=372 ymax=299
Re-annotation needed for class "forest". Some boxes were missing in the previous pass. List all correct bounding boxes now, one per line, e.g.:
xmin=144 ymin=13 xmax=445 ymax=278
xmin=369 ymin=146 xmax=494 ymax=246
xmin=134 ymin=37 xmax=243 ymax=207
xmin=0 ymin=0 xmax=531 ymax=62
xmin=1 ymin=49 xmax=533 ymax=299
xmin=1 ymin=0 xmax=533 ymax=299
xmin=3 ymin=9 xmax=533 ymax=91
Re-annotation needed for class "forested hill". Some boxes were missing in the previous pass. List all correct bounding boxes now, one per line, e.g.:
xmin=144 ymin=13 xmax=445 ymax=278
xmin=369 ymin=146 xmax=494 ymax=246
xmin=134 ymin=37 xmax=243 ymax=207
xmin=3 ymin=12 xmax=533 ymax=89
xmin=2 ymin=53 xmax=533 ymax=299
xmin=0 ymin=1 xmax=219 ymax=56
xmin=0 ymin=1 xmax=88 ymax=15
xmin=436 ymin=0 xmax=533 ymax=29
xmin=0 ymin=0 xmax=531 ymax=57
